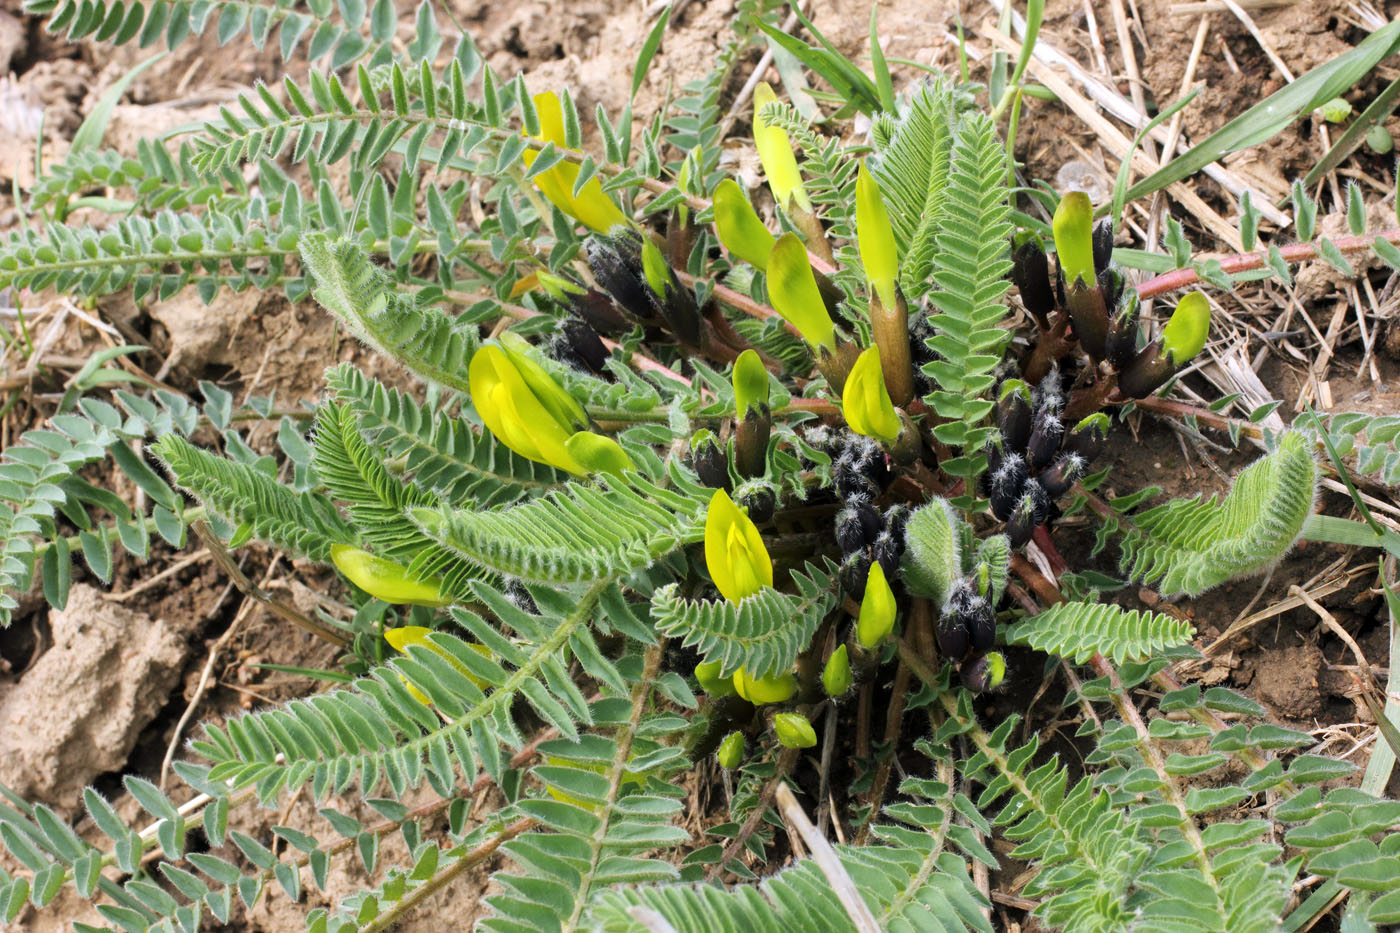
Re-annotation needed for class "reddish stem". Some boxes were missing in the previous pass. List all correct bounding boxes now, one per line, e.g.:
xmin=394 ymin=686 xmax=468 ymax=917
xmin=1136 ymin=227 xmax=1400 ymax=299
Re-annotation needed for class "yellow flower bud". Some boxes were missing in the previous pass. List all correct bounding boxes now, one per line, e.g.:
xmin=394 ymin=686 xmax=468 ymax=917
xmin=1052 ymin=191 xmax=1095 ymax=289
xmin=523 ymin=91 xmax=630 ymax=234
xmin=856 ymin=560 xmax=897 ymax=649
xmin=773 ymin=712 xmax=817 ymax=748
xmin=733 ymin=349 xmax=770 ymax=421
xmin=842 ymin=346 xmax=901 ymax=444
xmin=704 ymin=489 xmax=773 ymax=604
xmin=717 ymin=731 xmax=745 ymax=769
xmin=713 ymin=178 xmax=776 ymax=269
xmin=767 ymin=233 xmax=836 ymax=352
xmin=855 ymin=162 xmax=898 ymax=311
xmin=331 ymin=545 xmax=451 ymax=607
xmin=469 ymin=341 xmax=588 ymax=474
xmin=732 ymin=667 xmax=797 ymax=705
xmin=1160 ymin=291 xmax=1210 ymax=365
xmin=752 ymin=83 xmax=811 ymax=214
xmin=822 ymin=644 xmax=851 ymax=697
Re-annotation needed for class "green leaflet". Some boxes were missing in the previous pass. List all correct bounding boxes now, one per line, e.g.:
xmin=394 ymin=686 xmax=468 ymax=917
xmin=412 ymin=464 xmax=711 ymax=584
xmin=918 ymin=110 xmax=1014 ymax=501
xmin=300 ymin=234 xmax=480 ymax=395
xmin=153 ymin=434 xmax=355 ymax=562
xmin=1005 ymin=602 xmax=1195 ymax=665
xmin=650 ymin=561 xmax=838 ymax=679
xmin=1119 ymin=431 xmax=1318 ymax=596
xmin=869 ymin=80 xmax=957 ymax=301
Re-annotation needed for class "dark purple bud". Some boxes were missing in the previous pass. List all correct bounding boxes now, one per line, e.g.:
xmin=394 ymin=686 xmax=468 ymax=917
xmin=689 ymin=432 xmax=731 ymax=490
xmin=1011 ymin=236 xmax=1055 ymax=329
xmin=1092 ymin=219 xmax=1115 ymax=282
xmin=937 ymin=616 xmax=970 ymax=661
xmin=1038 ymin=452 xmax=1086 ymax=498
xmin=1116 ymin=338 xmax=1180 ymax=399
xmin=840 ymin=550 xmax=872 ymax=601
xmin=961 ymin=651 xmax=1007 ymax=693
xmin=1027 ymin=408 xmax=1065 ymax=471
xmin=873 ymin=531 xmax=902 ymax=580
xmin=1065 ymin=279 xmax=1110 ymax=362
xmin=1104 ymin=291 xmax=1141 ymax=370
xmin=739 ymin=486 xmax=775 ymax=524
xmin=1097 ymin=265 xmax=1126 ymax=316
xmin=997 ymin=380 xmax=1033 ymax=452
xmin=990 ymin=453 xmax=1029 ymax=522
xmin=1065 ymin=413 xmax=1111 ymax=463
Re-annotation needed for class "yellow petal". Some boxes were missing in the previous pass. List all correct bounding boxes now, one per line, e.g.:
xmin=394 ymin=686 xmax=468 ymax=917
xmin=843 ymin=346 xmax=901 ymax=444
xmin=753 ymin=82 xmax=811 ymax=213
xmin=732 ymin=667 xmax=797 ymax=705
xmin=499 ymin=333 xmax=587 ymax=431
xmin=385 ymin=625 xmax=492 ymax=690
xmin=767 ymin=233 xmax=835 ymax=351
xmin=525 ymin=91 xmax=629 ymax=234
xmin=856 ymin=162 xmax=898 ymax=311
xmin=472 ymin=343 xmax=586 ymax=474
xmin=564 ymin=431 xmax=635 ymax=476
xmin=330 ymin=545 xmax=451 ymax=607
xmin=713 ymin=178 xmax=776 ymax=269
xmin=704 ymin=489 xmax=772 ymax=603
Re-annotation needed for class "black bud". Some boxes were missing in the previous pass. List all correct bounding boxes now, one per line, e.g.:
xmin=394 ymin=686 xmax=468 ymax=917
xmin=1116 ymin=338 xmax=1174 ymax=399
xmin=561 ymin=317 xmax=610 ymax=374
xmin=873 ymin=531 xmax=902 ymax=580
xmin=739 ymin=487 xmax=775 ymax=524
xmin=833 ymin=450 xmax=877 ymax=501
xmin=1004 ymin=482 xmax=1049 ymax=548
xmin=997 ymin=385 xmax=1033 ymax=453
xmin=990 ymin=453 xmax=1029 ymax=522
xmin=690 ymin=434 xmax=730 ymax=490
xmin=883 ymin=505 xmax=911 ymax=544
xmin=504 ymin=579 xmax=539 ymax=616
xmin=840 ymin=550 xmax=872 ymax=601
xmin=1097 ymin=265 xmax=1126 ymax=317
xmin=966 ymin=596 xmax=996 ymax=652
xmin=1092 ymin=218 xmax=1115 ymax=278
xmin=1027 ymin=408 xmax=1065 ymax=471
xmin=1011 ymin=237 xmax=1055 ymax=329
xmin=586 ymin=233 xmax=655 ymax=323
xmin=835 ymin=496 xmax=883 ymax=553
xmin=936 ymin=616 xmax=970 ymax=661
xmin=1039 ymin=452 xmax=1085 ymax=498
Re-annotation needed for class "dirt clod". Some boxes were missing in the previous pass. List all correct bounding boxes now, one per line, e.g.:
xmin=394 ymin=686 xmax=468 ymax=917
xmin=0 ymin=585 xmax=192 ymax=807
xmin=1252 ymin=641 xmax=1326 ymax=721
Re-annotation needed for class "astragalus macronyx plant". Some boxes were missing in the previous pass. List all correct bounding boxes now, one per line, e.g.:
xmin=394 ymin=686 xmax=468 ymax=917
xmin=3 ymin=3 xmax=1400 ymax=931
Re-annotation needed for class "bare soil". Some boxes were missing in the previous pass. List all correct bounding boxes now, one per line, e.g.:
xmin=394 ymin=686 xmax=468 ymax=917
xmin=2 ymin=0 xmax=1398 ymax=929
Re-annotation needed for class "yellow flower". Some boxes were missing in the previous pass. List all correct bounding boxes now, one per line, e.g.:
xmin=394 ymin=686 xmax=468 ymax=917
xmin=856 ymin=560 xmax=897 ymax=649
xmin=855 ymin=161 xmax=898 ymax=311
xmin=716 ymin=731 xmax=745 ymax=769
xmin=704 ymin=488 xmax=773 ymax=603
xmin=732 ymin=667 xmax=797 ymax=705
xmin=695 ymin=659 xmax=737 ymax=698
xmin=842 ymin=346 xmax=901 ymax=444
xmin=1160 ymin=291 xmax=1210 ymax=365
xmin=523 ymin=90 xmax=630 ymax=234
xmin=753 ymin=82 xmax=811 ymax=213
xmin=767 ymin=233 xmax=836 ymax=352
xmin=330 ymin=545 xmax=451 ymax=607
xmin=384 ymin=625 xmax=493 ymax=705
xmin=469 ymin=339 xmax=589 ymax=474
